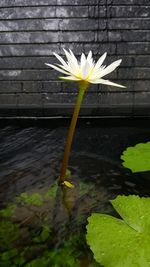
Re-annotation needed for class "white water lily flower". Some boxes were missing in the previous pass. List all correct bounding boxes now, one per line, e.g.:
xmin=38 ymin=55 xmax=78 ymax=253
xmin=46 ymin=49 xmax=125 ymax=88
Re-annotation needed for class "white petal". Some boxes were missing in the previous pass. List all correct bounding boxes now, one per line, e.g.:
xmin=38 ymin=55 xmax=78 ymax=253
xmin=94 ymin=52 xmax=107 ymax=70
xmin=59 ymin=75 xmax=81 ymax=81
xmin=82 ymin=61 xmax=91 ymax=79
xmin=89 ymin=69 xmax=102 ymax=80
xmin=53 ymin=52 xmax=68 ymax=68
xmin=87 ymin=51 xmax=94 ymax=69
xmin=45 ymin=63 xmax=70 ymax=75
xmin=80 ymin=53 xmax=86 ymax=70
xmin=63 ymin=49 xmax=74 ymax=64
xmin=100 ymin=59 xmax=122 ymax=78
xmin=87 ymin=51 xmax=92 ymax=61
xmin=90 ymin=78 xmax=126 ymax=88
xmin=80 ymin=53 xmax=86 ymax=63
xmin=56 ymin=63 xmax=71 ymax=73
xmin=63 ymin=49 xmax=79 ymax=74
xmin=69 ymin=49 xmax=79 ymax=67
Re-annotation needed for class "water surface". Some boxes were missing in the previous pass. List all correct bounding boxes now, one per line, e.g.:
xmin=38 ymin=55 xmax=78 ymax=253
xmin=0 ymin=118 xmax=150 ymax=207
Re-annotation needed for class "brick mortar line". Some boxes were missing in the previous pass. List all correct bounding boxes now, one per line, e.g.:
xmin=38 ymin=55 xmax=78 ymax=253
xmin=0 ymin=16 xmax=147 ymax=20
xmin=0 ymin=30 xmax=101 ymax=33
xmin=0 ymin=41 xmax=149 ymax=45
xmin=0 ymin=90 xmax=149 ymax=94
xmin=0 ymin=66 xmax=150 ymax=69
xmin=0 ymin=17 xmax=106 ymax=20
xmin=1 ymin=41 xmax=150 ymax=45
xmin=1 ymin=29 xmax=113 ymax=32
xmin=0 ymin=4 xmax=149 ymax=8
xmin=0 ymin=78 xmax=150 ymax=81
xmin=0 ymin=30 xmax=149 ymax=34
xmin=1 ymin=55 xmax=150 ymax=58
xmin=0 ymin=18 xmax=149 ymax=22
xmin=0 ymin=5 xmax=107 ymax=9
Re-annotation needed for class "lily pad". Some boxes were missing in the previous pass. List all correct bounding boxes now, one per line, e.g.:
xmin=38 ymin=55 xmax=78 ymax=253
xmin=121 ymin=141 xmax=150 ymax=173
xmin=86 ymin=195 xmax=150 ymax=267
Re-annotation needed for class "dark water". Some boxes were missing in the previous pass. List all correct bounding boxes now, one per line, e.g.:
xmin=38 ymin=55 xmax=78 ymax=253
xmin=0 ymin=118 xmax=150 ymax=208
xmin=0 ymin=118 xmax=150 ymax=266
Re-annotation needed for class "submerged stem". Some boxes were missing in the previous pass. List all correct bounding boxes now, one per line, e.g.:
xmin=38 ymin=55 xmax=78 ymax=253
xmin=59 ymin=85 xmax=87 ymax=182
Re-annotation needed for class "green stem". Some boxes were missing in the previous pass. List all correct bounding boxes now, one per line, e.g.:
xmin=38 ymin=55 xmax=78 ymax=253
xmin=59 ymin=86 xmax=86 ymax=182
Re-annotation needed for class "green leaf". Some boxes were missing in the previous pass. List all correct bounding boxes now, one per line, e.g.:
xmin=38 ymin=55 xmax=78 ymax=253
xmin=0 ymin=204 xmax=16 ymax=217
xmin=17 ymin=192 xmax=43 ymax=206
xmin=86 ymin=195 xmax=150 ymax=267
xmin=0 ymin=221 xmax=19 ymax=250
xmin=44 ymin=182 xmax=58 ymax=199
xmin=0 ymin=249 xmax=25 ymax=266
xmin=0 ymin=249 xmax=18 ymax=261
xmin=24 ymin=257 xmax=47 ymax=267
xmin=121 ymin=141 xmax=150 ymax=173
xmin=13 ymin=255 xmax=26 ymax=265
xmin=111 ymin=195 xmax=150 ymax=233
xmin=32 ymin=225 xmax=51 ymax=243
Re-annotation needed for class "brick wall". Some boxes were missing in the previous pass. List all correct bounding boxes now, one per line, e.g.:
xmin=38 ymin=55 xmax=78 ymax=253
xmin=0 ymin=0 xmax=150 ymax=117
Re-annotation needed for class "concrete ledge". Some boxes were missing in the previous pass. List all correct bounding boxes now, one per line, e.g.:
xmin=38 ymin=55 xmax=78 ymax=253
xmin=0 ymin=104 xmax=150 ymax=118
